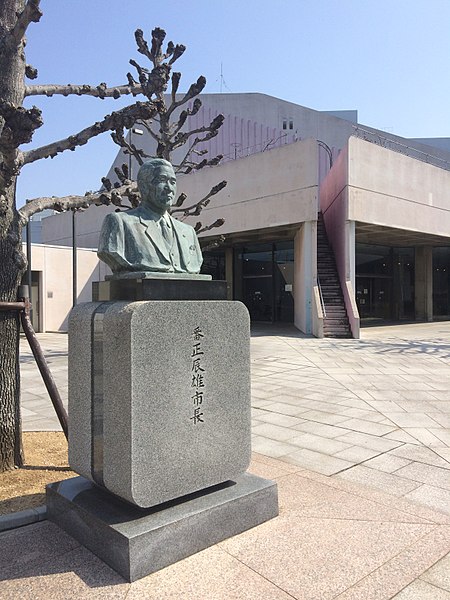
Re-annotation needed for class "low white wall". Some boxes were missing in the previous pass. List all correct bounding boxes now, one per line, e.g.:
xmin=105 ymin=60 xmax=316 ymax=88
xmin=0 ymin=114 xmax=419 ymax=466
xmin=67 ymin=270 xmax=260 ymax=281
xmin=41 ymin=204 xmax=113 ymax=248
xmin=25 ymin=243 xmax=108 ymax=332
xmin=344 ymin=280 xmax=360 ymax=339
xmin=312 ymin=285 xmax=324 ymax=338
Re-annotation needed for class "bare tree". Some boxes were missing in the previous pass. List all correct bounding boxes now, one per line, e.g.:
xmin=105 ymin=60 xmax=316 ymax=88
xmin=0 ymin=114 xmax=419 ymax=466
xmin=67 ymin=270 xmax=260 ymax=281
xmin=0 ymin=1 xmax=225 ymax=471
xmin=105 ymin=27 xmax=228 ymax=238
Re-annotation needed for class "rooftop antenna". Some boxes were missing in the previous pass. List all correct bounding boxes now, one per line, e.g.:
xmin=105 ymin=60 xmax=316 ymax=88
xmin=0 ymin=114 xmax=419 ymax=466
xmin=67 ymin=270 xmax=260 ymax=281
xmin=219 ymin=63 xmax=231 ymax=93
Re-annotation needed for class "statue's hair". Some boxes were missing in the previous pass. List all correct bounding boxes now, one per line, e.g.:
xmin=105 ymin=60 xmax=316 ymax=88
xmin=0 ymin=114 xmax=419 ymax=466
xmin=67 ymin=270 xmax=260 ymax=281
xmin=137 ymin=158 xmax=174 ymax=197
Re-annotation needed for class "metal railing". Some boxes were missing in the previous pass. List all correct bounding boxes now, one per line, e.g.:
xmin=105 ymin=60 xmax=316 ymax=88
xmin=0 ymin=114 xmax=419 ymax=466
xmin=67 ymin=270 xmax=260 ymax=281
xmin=317 ymin=277 xmax=326 ymax=318
xmin=352 ymin=125 xmax=450 ymax=171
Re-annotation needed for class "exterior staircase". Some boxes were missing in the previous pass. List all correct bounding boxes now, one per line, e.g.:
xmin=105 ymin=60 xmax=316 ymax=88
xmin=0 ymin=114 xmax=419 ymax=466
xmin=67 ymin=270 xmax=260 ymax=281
xmin=317 ymin=213 xmax=352 ymax=338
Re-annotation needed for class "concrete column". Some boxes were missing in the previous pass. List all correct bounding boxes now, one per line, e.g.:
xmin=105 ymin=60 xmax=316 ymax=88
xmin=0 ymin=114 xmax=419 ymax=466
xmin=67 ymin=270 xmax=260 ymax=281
xmin=346 ymin=220 xmax=356 ymax=288
xmin=415 ymin=246 xmax=433 ymax=321
xmin=294 ymin=220 xmax=317 ymax=334
xmin=225 ymin=247 xmax=233 ymax=300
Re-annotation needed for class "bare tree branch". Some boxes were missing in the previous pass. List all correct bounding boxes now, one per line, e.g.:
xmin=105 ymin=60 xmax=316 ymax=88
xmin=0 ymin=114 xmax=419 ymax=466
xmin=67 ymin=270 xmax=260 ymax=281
xmin=22 ymin=101 xmax=158 ymax=165
xmin=10 ymin=0 xmax=42 ymax=47
xmin=139 ymin=119 xmax=160 ymax=143
xmin=201 ymin=235 xmax=226 ymax=252
xmin=111 ymin=127 xmax=148 ymax=166
xmin=0 ymin=101 xmax=43 ymax=147
xmin=171 ymin=72 xmax=181 ymax=104
xmin=173 ymin=192 xmax=186 ymax=208
xmin=165 ymin=76 xmax=206 ymax=118
xmin=174 ymin=136 xmax=204 ymax=172
xmin=172 ymin=181 xmax=227 ymax=217
xmin=168 ymin=44 xmax=186 ymax=65
xmin=168 ymin=116 xmax=224 ymax=153
xmin=25 ymin=82 xmax=143 ymax=99
xmin=149 ymin=27 xmax=165 ymax=64
xmin=0 ymin=101 xmax=41 ymax=186
xmin=129 ymin=59 xmax=170 ymax=98
xmin=18 ymin=181 xmax=139 ymax=223
xmin=25 ymin=64 xmax=38 ymax=80
xmin=179 ymin=154 xmax=223 ymax=174
xmin=196 ymin=218 xmax=225 ymax=234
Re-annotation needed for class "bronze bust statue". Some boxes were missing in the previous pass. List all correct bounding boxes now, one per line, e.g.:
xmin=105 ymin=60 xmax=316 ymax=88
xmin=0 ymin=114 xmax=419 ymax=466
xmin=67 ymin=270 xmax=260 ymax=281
xmin=97 ymin=158 xmax=203 ymax=274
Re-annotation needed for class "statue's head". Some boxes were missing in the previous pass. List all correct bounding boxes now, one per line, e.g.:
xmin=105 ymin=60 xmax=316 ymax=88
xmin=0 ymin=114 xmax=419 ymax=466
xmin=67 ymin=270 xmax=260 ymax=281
xmin=137 ymin=158 xmax=176 ymax=215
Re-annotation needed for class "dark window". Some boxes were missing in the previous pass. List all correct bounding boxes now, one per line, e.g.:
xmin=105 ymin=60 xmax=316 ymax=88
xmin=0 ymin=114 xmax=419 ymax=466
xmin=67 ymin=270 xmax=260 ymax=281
xmin=234 ymin=241 xmax=294 ymax=322
xmin=356 ymin=244 xmax=415 ymax=321
xmin=433 ymin=247 xmax=450 ymax=317
xmin=201 ymin=250 xmax=225 ymax=280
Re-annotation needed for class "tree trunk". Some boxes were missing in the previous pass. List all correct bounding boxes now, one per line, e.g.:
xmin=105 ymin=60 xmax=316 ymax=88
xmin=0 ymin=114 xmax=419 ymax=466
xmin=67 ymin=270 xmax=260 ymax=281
xmin=0 ymin=188 xmax=25 ymax=471
xmin=0 ymin=0 xmax=27 ymax=471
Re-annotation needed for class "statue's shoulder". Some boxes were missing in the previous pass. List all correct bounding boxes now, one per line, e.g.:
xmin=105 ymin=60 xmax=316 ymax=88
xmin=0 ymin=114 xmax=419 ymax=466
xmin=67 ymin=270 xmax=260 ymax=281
xmin=171 ymin=216 xmax=195 ymax=235
xmin=104 ymin=206 xmax=143 ymax=224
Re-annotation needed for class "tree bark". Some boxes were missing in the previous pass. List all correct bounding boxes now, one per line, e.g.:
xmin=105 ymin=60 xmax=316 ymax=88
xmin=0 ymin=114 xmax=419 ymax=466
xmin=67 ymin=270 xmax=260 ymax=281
xmin=0 ymin=0 xmax=28 ymax=471
xmin=0 ymin=185 xmax=25 ymax=471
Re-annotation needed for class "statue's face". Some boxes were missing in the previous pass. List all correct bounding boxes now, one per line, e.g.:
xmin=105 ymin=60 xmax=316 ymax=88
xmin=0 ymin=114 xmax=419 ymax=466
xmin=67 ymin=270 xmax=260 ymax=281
xmin=144 ymin=164 xmax=177 ymax=214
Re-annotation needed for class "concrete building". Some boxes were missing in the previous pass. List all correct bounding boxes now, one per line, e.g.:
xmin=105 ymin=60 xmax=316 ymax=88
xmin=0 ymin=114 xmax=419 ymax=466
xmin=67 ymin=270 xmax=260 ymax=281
xmin=22 ymin=242 xmax=109 ymax=331
xmin=36 ymin=93 xmax=450 ymax=336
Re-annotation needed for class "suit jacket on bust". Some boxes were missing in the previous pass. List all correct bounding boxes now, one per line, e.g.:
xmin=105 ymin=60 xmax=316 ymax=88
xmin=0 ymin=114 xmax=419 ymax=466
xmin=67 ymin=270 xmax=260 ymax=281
xmin=97 ymin=204 xmax=203 ymax=274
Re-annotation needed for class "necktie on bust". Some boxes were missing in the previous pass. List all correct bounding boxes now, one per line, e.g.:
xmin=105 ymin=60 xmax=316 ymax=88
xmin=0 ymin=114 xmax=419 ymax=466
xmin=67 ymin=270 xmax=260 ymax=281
xmin=160 ymin=216 xmax=173 ymax=247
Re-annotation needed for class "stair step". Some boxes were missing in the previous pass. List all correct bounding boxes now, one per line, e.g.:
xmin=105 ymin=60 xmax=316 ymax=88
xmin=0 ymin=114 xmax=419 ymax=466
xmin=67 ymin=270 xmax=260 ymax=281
xmin=324 ymin=330 xmax=351 ymax=335
xmin=324 ymin=333 xmax=352 ymax=339
xmin=317 ymin=212 xmax=353 ymax=339
xmin=324 ymin=318 xmax=349 ymax=324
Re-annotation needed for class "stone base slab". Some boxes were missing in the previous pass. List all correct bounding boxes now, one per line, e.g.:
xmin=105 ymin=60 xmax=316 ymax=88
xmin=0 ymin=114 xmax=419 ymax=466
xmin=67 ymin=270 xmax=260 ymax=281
xmin=46 ymin=473 xmax=278 ymax=582
xmin=93 ymin=277 xmax=227 ymax=301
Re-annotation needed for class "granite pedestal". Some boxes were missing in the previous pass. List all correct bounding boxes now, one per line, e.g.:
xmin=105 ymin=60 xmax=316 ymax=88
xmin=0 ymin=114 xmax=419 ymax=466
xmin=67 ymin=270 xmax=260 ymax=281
xmin=49 ymin=280 xmax=278 ymax=581
xmin=47 ymin=473 xmax=278 ymax=582
xmin=68 ymin=299 xmax=252 ymax=507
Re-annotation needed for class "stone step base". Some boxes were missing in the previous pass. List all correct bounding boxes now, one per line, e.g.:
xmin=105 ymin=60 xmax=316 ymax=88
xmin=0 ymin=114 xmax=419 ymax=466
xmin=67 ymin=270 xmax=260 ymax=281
xmin=47 ymin=474 xmax=279 ymax=582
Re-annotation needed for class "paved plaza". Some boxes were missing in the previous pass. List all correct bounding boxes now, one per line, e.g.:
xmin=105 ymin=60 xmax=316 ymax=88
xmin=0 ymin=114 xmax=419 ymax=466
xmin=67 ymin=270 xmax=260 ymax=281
xmin=3 ymin=321 xmax=450 ymax=598
xmin=20 ymin=321 xmax=450 ymax=516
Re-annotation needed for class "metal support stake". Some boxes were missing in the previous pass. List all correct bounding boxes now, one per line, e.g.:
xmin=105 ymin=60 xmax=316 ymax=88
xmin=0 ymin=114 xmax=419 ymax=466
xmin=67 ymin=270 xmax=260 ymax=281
xmin=72 ymin=209 xmax=77 ymax=307
xmin=18 ymin=286 xmax=69 ymax=439
xmin=26 ymin=219 xmax=33 ymax=324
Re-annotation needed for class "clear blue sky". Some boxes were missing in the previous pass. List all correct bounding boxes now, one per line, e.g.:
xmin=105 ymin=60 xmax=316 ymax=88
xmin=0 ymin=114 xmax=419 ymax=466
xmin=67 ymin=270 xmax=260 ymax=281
xmin=17 ymin=0 xmax=450 ymax=206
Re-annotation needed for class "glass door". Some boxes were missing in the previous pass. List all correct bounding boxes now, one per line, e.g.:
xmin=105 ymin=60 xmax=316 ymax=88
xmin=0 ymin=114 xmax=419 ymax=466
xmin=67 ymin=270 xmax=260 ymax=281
xmin=241 ymin=244 xmax=273 ymax=322
xmin=234 ymin=242 xmax=294 ymax=323
xmin=356 ymin=277 xmax=392 ymax=320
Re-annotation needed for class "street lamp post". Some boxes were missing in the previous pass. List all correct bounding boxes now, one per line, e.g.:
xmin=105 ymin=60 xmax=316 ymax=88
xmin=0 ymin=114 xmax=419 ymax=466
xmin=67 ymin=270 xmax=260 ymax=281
xmin=128 ymin=126 xmax=144 ymax=180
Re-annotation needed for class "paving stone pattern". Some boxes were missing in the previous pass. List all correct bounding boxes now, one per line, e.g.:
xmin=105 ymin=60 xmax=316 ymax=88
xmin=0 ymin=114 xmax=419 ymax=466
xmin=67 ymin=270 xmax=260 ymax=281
xmin=250 ymin=322 xmax=450 ymax=517
xmin=14 ymin=321 xmax=450 ymax=598
xmin=20 ymin=321 xmax=450 ymax=518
